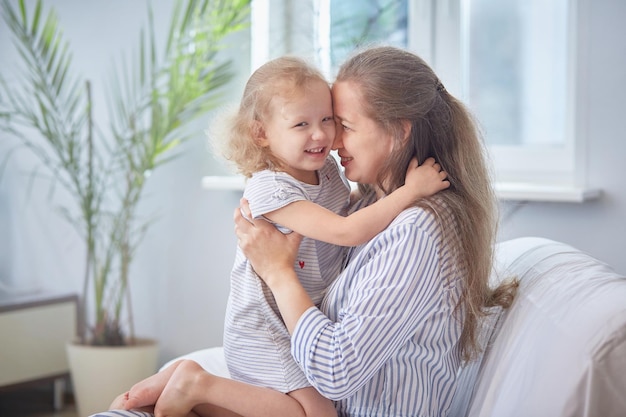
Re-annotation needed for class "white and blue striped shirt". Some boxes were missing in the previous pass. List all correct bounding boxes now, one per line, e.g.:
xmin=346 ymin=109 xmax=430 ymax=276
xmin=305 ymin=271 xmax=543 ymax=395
xmin=91 ymin=194 xmax=465 ymax=417
xmin=224 ymin=156 xmax=351 ymax=392
xmin=292 ymin=198 xmax=465 ymax=417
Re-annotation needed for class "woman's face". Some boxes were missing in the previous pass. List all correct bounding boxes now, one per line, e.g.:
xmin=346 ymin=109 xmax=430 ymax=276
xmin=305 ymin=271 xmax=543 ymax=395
xmin=331 ymin=80 xmax=394 ymax=186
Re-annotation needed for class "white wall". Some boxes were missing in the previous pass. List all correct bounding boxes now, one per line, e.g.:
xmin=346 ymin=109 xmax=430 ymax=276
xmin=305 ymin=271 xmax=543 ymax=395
xmin=0 ymin=0 xmax=249 ymax=365
xmin=1 ymin=0 xmax=625 ymax=369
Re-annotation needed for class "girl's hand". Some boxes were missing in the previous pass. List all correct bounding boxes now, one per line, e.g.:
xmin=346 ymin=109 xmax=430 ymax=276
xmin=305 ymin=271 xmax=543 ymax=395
xmin=234 ymin=198 xmax=302 ymax=287
xmin=404 ymin=157 xmax=450 ymax=198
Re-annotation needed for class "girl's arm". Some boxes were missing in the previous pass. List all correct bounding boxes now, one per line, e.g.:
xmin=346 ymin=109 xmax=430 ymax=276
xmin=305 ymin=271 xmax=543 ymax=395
xmin=265 ymin=157 xmax=448 ymax=246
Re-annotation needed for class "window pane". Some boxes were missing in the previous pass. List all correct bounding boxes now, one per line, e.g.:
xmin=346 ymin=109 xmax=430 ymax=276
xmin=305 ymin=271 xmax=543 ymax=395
xmin=466 ymin=0 xmax=569 ymax=147
xmin=326 ymin=0 xmax=408 ymax=74
xmin=321 ymin=0 xmax=570 ymax=151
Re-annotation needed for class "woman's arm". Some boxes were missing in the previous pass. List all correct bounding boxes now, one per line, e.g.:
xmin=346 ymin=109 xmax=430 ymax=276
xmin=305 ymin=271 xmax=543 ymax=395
xmin=235 ymin=203 xmax=314 ymax=333
xmin=265 ymin=157 xmax=448 ymax=246
xmin=290 ymin=222 xmax=443 ymax=399
xmin=236 ymin=203 xmax=449 ymax=400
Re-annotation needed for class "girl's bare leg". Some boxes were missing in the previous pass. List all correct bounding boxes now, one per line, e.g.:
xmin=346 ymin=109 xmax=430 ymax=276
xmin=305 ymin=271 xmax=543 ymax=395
xmin=150 ymin=360 xmax=336 ymax=417
xmin=289 ymin=387 xmax=337 ymax=417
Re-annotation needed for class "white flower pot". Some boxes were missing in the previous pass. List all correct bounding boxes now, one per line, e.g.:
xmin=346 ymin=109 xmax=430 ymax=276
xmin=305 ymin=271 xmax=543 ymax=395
xmin=66 ymin=338 xmax=159 ymax=417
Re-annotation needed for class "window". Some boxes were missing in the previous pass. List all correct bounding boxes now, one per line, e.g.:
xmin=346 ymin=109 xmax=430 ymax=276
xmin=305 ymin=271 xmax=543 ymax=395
xmin=459 ymin=0 xmax=578 ymax=192
xmin=249 ymin=0 xmax=599 ymax=201
xmin=320 ymin=0 xmax=408 ymax=76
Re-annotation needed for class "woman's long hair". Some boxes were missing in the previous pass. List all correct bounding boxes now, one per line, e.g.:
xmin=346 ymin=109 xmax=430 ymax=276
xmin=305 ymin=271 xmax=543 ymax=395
xmin=336 ymin=46 xmax=517 ymax=361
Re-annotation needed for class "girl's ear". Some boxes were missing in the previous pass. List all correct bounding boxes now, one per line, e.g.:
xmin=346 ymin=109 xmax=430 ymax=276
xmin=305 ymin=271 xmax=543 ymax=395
xmin=252 ymin=120 xmax=269 ymax=147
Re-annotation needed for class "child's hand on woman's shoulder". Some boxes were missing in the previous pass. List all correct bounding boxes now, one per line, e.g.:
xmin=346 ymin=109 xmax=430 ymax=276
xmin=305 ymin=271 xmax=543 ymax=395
xmin=404 ymin=157 xmax=450 ymax=199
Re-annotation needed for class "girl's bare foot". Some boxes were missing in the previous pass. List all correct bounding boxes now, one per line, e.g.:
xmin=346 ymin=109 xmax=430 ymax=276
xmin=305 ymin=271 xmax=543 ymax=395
xmin=154 ymin=360 xmax=212 ymax=416
xmin=124 ymin=359 xmax=186 ymax=410
xmin=109 ymin=391 xmax=129 ymax=410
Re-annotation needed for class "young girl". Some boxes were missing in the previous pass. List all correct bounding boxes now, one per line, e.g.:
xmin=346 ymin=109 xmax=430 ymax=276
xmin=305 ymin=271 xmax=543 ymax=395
xmin=115 ymin=55 xmax=449 ymax=417
xmin=215 ymin=56 xmax=449 ymax=417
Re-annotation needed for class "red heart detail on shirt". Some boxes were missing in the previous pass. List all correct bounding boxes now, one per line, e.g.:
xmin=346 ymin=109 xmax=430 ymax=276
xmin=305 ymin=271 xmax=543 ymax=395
xmin=298 ymin=261 xmax=305 ymax=269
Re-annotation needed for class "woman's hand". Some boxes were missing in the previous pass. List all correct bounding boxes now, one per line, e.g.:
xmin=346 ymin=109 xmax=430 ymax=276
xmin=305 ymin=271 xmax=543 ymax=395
xmin=234 ymin=199 xmax=314 ymax=334
xmin=234 ymin=198 xmax=302 ymax=288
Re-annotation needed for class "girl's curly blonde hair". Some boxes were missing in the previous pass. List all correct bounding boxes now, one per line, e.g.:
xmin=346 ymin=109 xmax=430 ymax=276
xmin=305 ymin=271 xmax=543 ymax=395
xmin=212 ymin=56 xmax=329 ymax=178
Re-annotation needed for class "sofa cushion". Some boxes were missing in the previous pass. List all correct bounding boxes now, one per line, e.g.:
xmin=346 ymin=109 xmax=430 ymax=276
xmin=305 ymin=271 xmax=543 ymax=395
xmin=160 ymin=346 xmax=230 ymax=378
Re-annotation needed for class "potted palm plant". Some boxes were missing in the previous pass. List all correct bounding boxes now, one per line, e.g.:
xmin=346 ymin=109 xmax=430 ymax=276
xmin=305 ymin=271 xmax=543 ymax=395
xmin=0 ymin=0 xmax=250 ymax=414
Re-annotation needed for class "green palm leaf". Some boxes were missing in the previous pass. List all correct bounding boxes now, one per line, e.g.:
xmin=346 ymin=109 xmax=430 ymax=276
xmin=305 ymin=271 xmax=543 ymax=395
xmin=1 ymin=0 xmax=251 ymax=345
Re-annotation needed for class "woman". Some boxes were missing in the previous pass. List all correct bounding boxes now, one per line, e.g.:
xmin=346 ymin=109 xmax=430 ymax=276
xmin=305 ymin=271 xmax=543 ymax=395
xmin=99 ymin=45 xmax=516 ymax=417
xmin=233 ymin=45 xmax=517 ymax=416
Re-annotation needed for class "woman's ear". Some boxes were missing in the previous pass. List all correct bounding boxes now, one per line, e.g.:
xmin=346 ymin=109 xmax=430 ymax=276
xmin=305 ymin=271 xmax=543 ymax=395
xmin=251 ymin=120 xmax=269 ymax=147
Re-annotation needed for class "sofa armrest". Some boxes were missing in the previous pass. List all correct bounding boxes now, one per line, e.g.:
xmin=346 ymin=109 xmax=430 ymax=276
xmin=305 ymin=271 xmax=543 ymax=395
xmin=452 ymin=237 xmax=626 ymax=417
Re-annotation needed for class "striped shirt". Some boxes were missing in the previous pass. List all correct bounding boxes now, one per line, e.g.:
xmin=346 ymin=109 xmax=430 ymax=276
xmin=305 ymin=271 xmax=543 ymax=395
xmin=223 ymin=156 xmax=351 ymax=392
xmin=292 ymin=195 xmax=465 ymax=417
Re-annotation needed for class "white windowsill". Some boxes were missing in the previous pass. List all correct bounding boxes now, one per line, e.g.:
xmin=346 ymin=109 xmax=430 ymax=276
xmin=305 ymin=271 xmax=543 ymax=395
xmin=201 ymin=176 xmax=602 ymax=203
xmin=494 ymin=182 xmax=602 ymax=203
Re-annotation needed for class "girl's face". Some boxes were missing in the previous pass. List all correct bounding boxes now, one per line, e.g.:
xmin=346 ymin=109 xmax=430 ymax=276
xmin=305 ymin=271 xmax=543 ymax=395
xmin=331 ymin=81 xmax=395 ymax=186
xmin=259 ymin=79 xmax=335 ymax=184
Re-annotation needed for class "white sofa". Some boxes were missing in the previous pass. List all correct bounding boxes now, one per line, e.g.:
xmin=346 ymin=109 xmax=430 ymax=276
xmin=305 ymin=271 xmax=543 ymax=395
xmin=164 ymin=237 xmax=626 ymax=416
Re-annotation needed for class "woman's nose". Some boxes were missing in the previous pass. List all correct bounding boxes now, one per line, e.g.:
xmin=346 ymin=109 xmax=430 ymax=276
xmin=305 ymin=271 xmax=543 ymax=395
xmin=332 ymin=129 xmax=343 ymax=150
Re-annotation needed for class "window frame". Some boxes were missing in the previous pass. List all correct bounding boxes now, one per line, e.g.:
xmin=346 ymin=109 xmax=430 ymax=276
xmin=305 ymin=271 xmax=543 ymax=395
xmin=409 ymin=0 xmax=599 ymax=201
